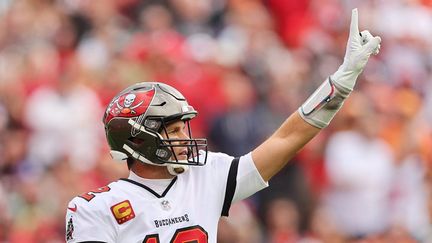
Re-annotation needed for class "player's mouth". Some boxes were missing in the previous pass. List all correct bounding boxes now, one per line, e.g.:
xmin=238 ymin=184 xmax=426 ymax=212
xmin=176 ymin=149 xmax=188 ymax=159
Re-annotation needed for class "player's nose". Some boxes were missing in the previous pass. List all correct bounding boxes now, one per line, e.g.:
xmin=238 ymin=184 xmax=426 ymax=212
xmin=179 ymin=131 xmax=190 ymax=141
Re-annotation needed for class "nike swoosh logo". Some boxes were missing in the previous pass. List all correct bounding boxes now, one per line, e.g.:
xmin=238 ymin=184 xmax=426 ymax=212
xmin=68 ymin=204 xmax=77 ymax=212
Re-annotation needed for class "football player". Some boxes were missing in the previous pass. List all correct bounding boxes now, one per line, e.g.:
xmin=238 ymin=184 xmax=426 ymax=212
xmin=65 ymin=9 xmax=381 ymax=243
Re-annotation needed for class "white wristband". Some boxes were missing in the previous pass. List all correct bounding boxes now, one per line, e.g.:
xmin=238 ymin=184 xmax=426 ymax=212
xmin=298 ymin=77 xmax=348 ymax=129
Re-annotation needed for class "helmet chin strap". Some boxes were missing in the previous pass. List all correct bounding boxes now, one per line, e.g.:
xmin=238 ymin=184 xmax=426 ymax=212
xmin=167 ymin=164 xmax=189 ymax=176
xmin=118 ymin=145 xmax=190 ymax=175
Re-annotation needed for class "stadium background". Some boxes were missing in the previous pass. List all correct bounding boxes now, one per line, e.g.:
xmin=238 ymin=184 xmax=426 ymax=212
xmin=0 ymin=0 xmax=431 ymax=242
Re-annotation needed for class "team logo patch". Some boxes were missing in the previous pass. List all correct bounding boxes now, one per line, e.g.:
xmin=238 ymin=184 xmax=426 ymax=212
xmin=104 ymin=88 xmax=155 ymax=124
xmin=110 ymin=200 xmax=135 ymax=224
xmin=66 ymin=216 xmax=74 ymax=241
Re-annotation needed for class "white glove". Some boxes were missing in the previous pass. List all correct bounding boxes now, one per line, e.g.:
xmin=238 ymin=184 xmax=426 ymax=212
xmin=299 ymin=8 xmax=381 ymax=128
xmin=332 ymin=8 xmax=382 ymax=95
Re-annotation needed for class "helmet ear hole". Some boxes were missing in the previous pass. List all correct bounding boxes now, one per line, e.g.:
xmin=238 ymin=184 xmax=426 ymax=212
xmin=156 ymin=148 xmax=172 ymax=160
xmin=144 ymin=119 xmax=161 ymax=132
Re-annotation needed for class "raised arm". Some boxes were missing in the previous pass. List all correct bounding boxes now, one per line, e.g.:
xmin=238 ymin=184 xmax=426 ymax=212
xmin=252 ymin=9 xmax=381 ymax=181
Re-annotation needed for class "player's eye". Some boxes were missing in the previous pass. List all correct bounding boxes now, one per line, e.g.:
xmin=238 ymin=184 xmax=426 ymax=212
xmin=168 ymin=128 xmax=179 ymax=134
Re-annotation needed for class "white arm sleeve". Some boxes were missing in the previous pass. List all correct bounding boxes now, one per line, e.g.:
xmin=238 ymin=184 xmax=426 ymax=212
xmin=232 ymin=152 xmax=269 ymax=202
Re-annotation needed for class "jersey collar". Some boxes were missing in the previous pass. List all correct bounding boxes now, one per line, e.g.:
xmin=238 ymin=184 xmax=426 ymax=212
xmin=120 ymin=171 xmax=177 ymax=198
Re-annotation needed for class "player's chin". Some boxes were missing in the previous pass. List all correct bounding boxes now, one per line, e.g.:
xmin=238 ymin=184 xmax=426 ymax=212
xmin=171 ymin=153 xmax=187 ymax=161
xmin=176 ymin=155 xmax=188 ymax=161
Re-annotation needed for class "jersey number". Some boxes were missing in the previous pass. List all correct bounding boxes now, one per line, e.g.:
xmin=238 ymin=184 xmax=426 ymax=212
xmin=143 ymin=225 xmax=208 ymax=243
xmin=79 ymin=186 xmax=111 ymax=201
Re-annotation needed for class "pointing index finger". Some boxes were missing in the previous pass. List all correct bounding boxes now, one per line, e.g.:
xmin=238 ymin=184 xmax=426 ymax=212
xmin=349 ymin=8 xmax=359 ymax=39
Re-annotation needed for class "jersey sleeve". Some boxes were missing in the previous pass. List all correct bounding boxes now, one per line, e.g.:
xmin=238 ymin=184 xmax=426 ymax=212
xmin=65 ymin=197 xmax=116 ymax=243
xmin=214 ymin=152 xmax=268 ymax=216
xmin=233 ymin=152 xmax=268 ymax=202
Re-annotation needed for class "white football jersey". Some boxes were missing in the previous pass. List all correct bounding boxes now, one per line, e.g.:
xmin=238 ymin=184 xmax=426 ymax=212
xmin=65 ymin=151 xmax=268 ymax=243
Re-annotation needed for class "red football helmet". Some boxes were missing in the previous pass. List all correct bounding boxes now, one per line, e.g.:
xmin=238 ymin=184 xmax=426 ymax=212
xmin=103 ymin=82 xmax=207 ymax=174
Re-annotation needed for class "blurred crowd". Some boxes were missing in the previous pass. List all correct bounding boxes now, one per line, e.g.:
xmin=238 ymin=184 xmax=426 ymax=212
xmin=0 ymin=0 xmax=431 ymax=242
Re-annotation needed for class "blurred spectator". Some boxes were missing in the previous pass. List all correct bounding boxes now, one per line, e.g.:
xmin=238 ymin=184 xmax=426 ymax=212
xmin=209 ymin=71 xmax=264 ymax=155
xmin=265 ymin=0 xmax=315 ymax=47
xmin=169 ymin=0 xmax=225 ymax=36
xmin=299 ymin=205 xmax=345 ymax=243
xmin=380 ymin=88 xmax=430 ymax=240
xmin=322 ymin=93 xmax=395 ymax=238
xmin=217 ymin=201 xmax=263 ymax=243
xmin=264 ymin=198 xmax=301 ymax=243
xmin=24 ymin=71 xmax=103 ymax=172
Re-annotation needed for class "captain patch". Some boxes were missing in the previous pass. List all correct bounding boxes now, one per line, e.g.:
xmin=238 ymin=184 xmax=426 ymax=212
xmin=110 ymin=200 xmax=135 ymax=224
